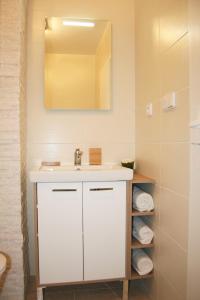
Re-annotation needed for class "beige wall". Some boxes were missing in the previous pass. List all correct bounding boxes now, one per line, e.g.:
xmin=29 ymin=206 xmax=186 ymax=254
xmin=27 ymin=0 xmax=135 ymax=274
xmin=45 ymin=53 xmax=96 ymax=109
xmin=188 ymin=1 xmax=200 ymax=299
xmin=135 ymin=0 xmax=189 ymax=299
xmin=0 ymin=0 xmax=28 ymax=299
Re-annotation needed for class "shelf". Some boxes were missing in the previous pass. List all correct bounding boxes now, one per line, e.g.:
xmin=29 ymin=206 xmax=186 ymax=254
xmin=128 ymin=173 xmax=155 ymax=283
xmin=132 ymin=173 xmax=155 ymax=184
xmin=132 ymin=209 xmax=155 ymax=216
xmin=131 ymin=238 xmax=154 ymax=249
xmin=131 ymin=269 xmax=154 ymax=280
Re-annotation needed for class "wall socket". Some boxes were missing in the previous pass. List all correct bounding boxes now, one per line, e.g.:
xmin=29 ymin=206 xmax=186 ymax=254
xmin=162 ymin=92 xmax=176 ymax=111
xmin=146 ymin=103 xmax=153 ymax=116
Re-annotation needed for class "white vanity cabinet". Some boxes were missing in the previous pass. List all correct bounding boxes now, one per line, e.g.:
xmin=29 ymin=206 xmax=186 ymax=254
xmin=83 ymin=181 xmax=126 ymax=281
xmin=36 ymin=181 xmax=127 ymax=286
xmin=37 ymin=182 xmax=83 ymax=284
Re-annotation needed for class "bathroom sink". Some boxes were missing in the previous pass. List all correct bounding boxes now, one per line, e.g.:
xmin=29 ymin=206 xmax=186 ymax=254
xmin=39 ymin=164 xmax=117 ymax=171
xmin=30 ymin=164 xmax=133 ymax=182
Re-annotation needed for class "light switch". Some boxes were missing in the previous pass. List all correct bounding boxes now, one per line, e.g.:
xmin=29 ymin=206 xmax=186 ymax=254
xmin=146 ymin=103 xmax=153 ymax=116
xmin=162 ymin=92 xmax=176 ymax=111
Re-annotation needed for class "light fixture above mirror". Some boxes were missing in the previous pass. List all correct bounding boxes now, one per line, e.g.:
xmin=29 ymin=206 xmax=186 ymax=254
xmin=62 ymin=20 xmax=95 ymax=27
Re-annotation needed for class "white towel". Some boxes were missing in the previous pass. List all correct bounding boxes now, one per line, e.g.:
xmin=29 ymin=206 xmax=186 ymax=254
xmin=132 ymin=217 xmax=154 ymax=244
xmin=133 ymin=187 xmax=154 ymax=212
xmin=132 ymin=249 xmax=153 ymax=276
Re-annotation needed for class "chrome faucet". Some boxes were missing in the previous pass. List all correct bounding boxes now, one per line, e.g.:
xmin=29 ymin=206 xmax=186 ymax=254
xmin=74 ymin=148 xmax=83 ymax=166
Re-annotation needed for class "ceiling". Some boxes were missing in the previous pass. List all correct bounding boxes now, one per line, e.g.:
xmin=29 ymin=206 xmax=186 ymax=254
xmin=45 ymin=18 xmax=109 ymax=55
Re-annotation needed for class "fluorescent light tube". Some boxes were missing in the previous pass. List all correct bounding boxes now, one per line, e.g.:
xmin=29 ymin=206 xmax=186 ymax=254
xmin=62 ymin=20 xmax=95 ymax=27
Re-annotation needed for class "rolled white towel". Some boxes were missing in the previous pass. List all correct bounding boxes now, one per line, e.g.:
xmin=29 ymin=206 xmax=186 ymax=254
xmin=133 ymin=217 xmax=154 ymax=244
xmin=132 ymin=249 xmax=153 ymax=276
xmin=133 ymin=187 xmax=154 ymax=212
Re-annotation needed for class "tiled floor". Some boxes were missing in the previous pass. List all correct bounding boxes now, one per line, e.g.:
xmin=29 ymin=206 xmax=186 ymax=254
xmin=26 ymin=277 xmax=150 ymax=300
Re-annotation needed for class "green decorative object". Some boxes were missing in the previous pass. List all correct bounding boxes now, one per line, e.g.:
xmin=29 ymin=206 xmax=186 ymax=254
xmin=121 ymin=160 xmax=135 ymax=170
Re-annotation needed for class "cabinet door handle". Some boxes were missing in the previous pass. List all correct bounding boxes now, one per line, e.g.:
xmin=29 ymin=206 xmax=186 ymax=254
xmin=52 ymin=189 xmax=77 ymax=192
xmin=89 ymin=188 xmax=113 ymax=191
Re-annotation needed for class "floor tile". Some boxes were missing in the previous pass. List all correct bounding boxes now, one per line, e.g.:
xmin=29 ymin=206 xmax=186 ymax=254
xmin=26 ymin=278 xmax=150 ymax=300
xmin=75 ymin=289 xmax=120 ymax=300
xmin=45 ymin=290 xmax=75 ymax=300
xmin=105 ymin=281 xmax=123 ymax=289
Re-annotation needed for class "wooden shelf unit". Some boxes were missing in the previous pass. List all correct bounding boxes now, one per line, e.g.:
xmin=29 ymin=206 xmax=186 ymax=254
xmin=132 ymin=209 xmax=155 ymax=216
xmin=127 ymin=173 xmax=155 ymax=282
xmin=131 ymin=238 xmax=154 ymax=249
xmin=131 ymin=173 xmax=155 ymax=184
xmin=131 ymin=270 xmax=154 ymax=280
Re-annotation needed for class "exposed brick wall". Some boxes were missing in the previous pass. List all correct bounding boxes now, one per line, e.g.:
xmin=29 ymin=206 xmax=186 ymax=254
xmin=0 ymin=0 xmax=28 ymax=299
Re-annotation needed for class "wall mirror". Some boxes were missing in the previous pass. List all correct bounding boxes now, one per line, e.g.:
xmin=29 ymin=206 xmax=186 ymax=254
xmin=44 ymin=17 xmax=112 ymax=110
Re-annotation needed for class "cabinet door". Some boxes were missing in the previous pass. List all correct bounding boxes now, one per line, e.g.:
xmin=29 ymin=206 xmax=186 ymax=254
xmin=83 ymin=181 xmax=126 ymax=281
xmin=37 ymin=183 xmax=83 ymax=284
